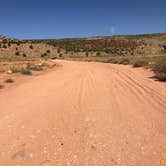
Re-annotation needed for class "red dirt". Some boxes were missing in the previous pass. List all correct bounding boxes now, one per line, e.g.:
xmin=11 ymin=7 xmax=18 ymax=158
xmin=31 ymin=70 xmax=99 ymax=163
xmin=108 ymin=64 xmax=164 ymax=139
xmin=0 ymin=60 xmax=166 ymax=165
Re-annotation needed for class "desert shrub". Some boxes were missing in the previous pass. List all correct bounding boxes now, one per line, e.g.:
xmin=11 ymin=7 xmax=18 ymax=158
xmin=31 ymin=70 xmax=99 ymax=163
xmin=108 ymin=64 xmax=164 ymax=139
xmin=26 ymin=63 xmax=43 ymax=71
xmin=96 ymin=52 xmax=101 ymax=56
xmin=10 ymin=67 xmax=21 ymax=73
xmin=133 ymin=60 xmax=148 ymax=67
xmin=15 ymin=51 xmax=20 ymax=56
xmin=41 ymin=53 xmax=47 ymax=57
xmin=8 ymin=43 xmax=11 ymax=47
xmin=106 ymin=58 xmax=118 ymax=64
xmin=0 ymin=85 xmax=4 ymax=89
xmin=21 ymin=69 xmax=32 ymax=75
xmin=119 ymin=58 xmax=130 ymax=65
xmin=46 ymin=50 xmax=51 ymax=54
xmin=153 ymin=56 xmax=166 ymax=81
xmin=2 ymin=39 xmax=8 ymax=43
xmin=154 ymin=56 xmax=166 ymax=73
xmin=23 ymin=53 xmax=27 ymax=57
xmin=59 ymin=54 xmax=63 ymax=57
xmin=105 ymin=50 xmax=110 ymax=54
xmin=29 ymin=45 xmax=34 ymax=49
xmin=3 ymin=44 xmax=7 ymax=48
xmin=41 ymin=62 xmax=50 ymax=67
xmin=57 ymin=48 xmax=61 ymax=53
xmin=5 ymin=78 xmax=14 ymax=83
xmin=85 ymin=52 xmax=89 ymax=57
xmin=155 ymin=73 xmax=166 ymax=82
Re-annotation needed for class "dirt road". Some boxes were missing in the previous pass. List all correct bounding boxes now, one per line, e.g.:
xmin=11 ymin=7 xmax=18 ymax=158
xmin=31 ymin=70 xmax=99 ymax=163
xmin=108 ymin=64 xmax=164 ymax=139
xmin=0 ymin=60 xmax=166 ymax=166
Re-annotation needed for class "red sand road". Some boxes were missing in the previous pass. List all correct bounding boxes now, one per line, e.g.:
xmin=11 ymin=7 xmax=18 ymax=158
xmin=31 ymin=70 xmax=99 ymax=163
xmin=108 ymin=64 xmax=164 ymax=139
xmin=0 ymin=60 xmax=166 ymax=166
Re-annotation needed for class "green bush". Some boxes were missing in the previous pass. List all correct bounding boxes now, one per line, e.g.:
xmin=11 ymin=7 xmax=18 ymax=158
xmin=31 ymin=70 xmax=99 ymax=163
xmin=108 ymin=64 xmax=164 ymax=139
xmin=21 ymin=69 xmax=32 ymax=75
xmin=133 ymin=60 xmax=148 ymax=67
xmin=5 ymin=78 xmax=14 ymax=83
xmin=154 ymin=56 xmax=166 ymax=81
xmin=26 ymin=63 xmax=43 ymax=71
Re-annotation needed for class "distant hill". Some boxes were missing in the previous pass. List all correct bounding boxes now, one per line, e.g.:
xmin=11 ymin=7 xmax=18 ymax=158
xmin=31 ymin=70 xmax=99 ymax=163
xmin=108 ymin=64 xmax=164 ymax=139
xmin=0 ymin=33 xmax=166 ymax=60
xmin=30 ymin=33 xmax=166 ymax=57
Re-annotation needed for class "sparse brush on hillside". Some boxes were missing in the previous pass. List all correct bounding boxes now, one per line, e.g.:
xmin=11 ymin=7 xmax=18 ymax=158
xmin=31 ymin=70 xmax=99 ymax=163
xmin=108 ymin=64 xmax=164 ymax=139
xmin=23 ymin=53 xmax=27 ymax=57
xmin=29 ymin=45 xmax=34 ymax=49
xmin=57 ymin=48 xmax=61 ymax=53
xmin=59 ymin=54 xmax=63 ymax=58
xmin=41 ymin=53 xmax=48 ymax=58
xmin=15 ymin=51 xmax=20 ymax=56
xmin=46 ymin=50 xmax=51 ymax=54
xmin=85 ymin=52 xmax=89 ymax=57
xmin=17 ymin=42 xmax=21 ymax=46
xmin=96 ymin=52 xmax=101 ymax=56
xmin=3 ymin=44 xmax=7 ymax=49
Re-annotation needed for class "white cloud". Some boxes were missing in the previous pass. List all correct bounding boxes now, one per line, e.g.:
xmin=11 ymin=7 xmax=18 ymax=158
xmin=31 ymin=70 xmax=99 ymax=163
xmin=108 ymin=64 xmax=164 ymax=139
xmin=110 ymin=26 xmax=116 ymax=35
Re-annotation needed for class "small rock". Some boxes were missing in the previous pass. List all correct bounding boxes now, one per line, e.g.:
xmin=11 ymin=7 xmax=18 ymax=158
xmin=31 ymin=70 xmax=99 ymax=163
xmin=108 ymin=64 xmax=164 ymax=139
xmin=7 ymin=70 xmax=12 ymax=74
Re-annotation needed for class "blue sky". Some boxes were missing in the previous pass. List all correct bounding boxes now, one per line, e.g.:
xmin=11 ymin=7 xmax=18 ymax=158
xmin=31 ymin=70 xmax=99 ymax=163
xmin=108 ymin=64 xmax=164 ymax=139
xmin=0 ymin=0 xmax=165 ymax=39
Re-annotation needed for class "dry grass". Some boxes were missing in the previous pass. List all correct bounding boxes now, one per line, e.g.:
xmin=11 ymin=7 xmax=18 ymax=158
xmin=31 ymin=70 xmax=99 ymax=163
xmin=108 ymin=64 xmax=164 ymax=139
xmin=65 ymin=55 xmax=166 ymax=82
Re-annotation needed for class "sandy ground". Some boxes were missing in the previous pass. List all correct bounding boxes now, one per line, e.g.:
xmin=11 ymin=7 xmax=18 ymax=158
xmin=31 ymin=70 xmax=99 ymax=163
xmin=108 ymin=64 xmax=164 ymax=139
xmin=0 ymin=60 xmax=166 ymax=166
